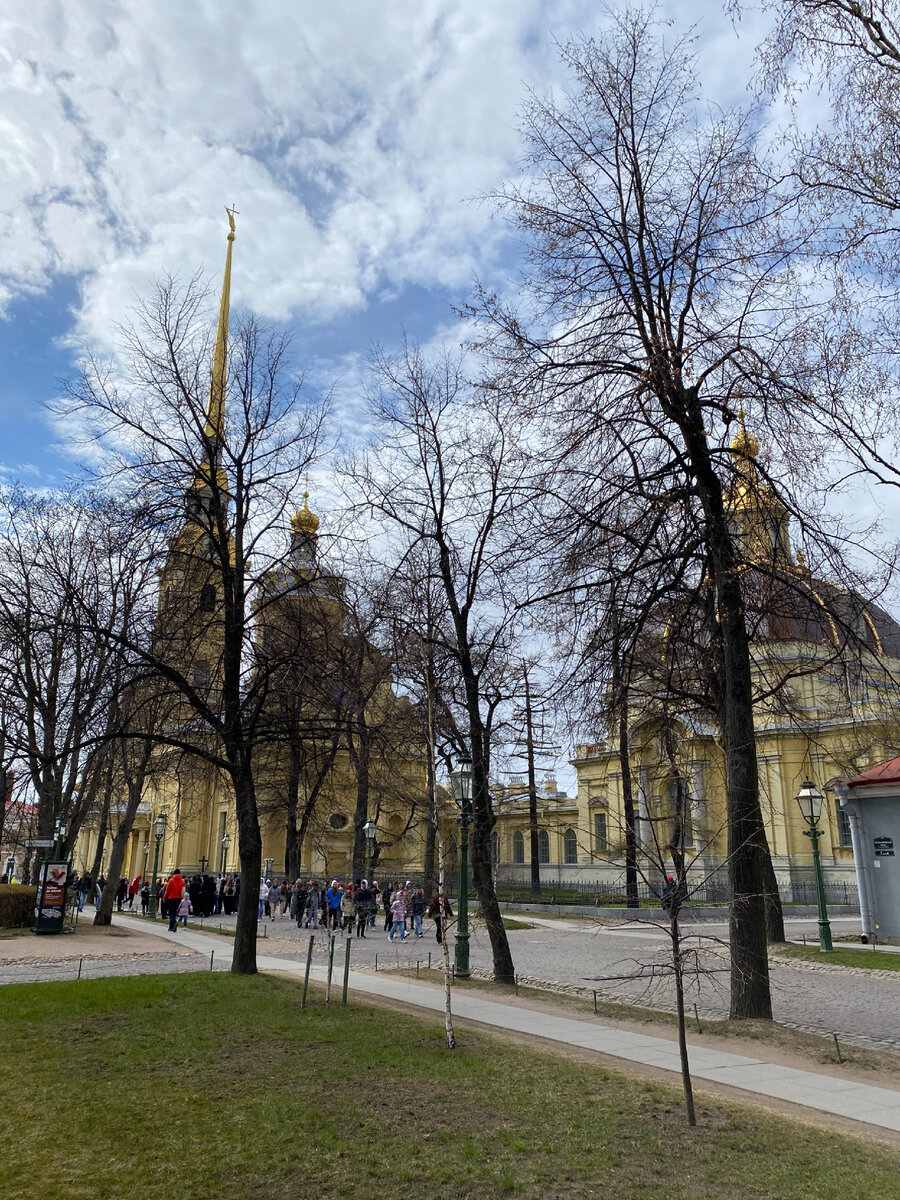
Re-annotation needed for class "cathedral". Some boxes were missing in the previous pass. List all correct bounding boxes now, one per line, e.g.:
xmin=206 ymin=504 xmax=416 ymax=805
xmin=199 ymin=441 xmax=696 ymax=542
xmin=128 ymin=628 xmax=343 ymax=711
xmin=493 ymin=422 xmax=900 ymax=891
xmin=75 ymin=216 xmax=428 ymax=887
xmin=76 ymin=216 xmax=900 ymax=900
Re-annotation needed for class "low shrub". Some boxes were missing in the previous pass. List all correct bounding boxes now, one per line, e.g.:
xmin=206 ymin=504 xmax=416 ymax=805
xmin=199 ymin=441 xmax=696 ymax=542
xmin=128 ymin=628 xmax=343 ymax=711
xmin=0 ymin=884 xmax=37 ymax=928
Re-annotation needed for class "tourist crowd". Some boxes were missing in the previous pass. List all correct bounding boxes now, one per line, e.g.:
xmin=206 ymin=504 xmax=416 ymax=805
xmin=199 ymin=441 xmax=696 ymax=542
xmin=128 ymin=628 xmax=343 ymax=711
xmin=64 ymin=869 xmax=455 ymax=943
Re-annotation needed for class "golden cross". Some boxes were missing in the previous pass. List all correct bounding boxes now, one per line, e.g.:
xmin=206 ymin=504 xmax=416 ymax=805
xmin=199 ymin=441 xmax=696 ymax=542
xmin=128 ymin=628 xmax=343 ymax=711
xmin=225 ymin=204 xmax=240 ymax=233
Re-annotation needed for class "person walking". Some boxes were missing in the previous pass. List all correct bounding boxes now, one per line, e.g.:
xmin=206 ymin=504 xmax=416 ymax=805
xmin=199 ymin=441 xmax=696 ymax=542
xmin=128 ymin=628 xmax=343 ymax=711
xmin=354 ymin=882 xmax=372 ymax=938
xmin=325 ymin=880 xmax=342 ymax=932
xmin=115 ymin=877 xmax=127 ymax=912
xmin=258 ymin=878 xmax=269 ymax=921
xmin=428 ymin=891 xmax=453 ymax=944
xmin=139 ymin=880 xmax=151 ymax=915
xmin=340 ymin=883 xmax=355 ymax=934
xmin=295 ymin=879 xmax=309 ymax=926
xmin=177 ymin=891 xmax=192 ymax=928
xmin=410 ymin=888 xmax=426 ymax=938
xmin=127 ymin=874 xmax=141 ymax=910
xmin=77 ymin=873 xmax=93 ymax=911
xmin=388 ymin=887 xmax=407 ymax=942
xmin=222 ymin=875 xmax=237 ymax=915
xmin=162 ymin=870 xmax=186 ymax=932
xmin=382 ymin=882 xmax=394 ymax=932
xmin=368 ymin=881 xmax=380 ymax=929
xmin=305 ymin=881 xmax=320 ymax=928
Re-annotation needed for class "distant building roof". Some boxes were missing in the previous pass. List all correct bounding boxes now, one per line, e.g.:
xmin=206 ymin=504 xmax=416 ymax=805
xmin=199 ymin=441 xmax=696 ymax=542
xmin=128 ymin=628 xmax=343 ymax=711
xmin=847 ymin=757 xmax=900 ymax=789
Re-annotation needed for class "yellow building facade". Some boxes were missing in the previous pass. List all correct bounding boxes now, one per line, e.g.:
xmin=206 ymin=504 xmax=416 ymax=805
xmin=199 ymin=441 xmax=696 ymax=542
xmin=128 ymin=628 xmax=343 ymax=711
xmin=494 ymin=427 xmax=900 ymax=893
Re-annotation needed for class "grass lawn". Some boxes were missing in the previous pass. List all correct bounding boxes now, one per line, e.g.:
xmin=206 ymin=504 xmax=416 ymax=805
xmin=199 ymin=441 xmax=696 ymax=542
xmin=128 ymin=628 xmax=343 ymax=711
xmin=776 ymin=944 xmax=900 ymax=971
xmin=2 ymin=974 xmax=900 ymax=1200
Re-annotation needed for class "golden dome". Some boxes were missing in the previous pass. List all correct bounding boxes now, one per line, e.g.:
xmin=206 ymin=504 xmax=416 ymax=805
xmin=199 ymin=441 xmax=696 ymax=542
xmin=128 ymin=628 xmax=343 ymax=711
xmin=730 ymin=425 xmax=759 ymax=459
xmin=291 ymin=493 xmax=319 ymax=535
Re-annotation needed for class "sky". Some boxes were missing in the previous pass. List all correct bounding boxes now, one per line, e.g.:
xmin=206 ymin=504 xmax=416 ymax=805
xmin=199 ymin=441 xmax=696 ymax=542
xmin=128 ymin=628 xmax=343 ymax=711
xmin=0 ymin=0 xmax=774 ymax=485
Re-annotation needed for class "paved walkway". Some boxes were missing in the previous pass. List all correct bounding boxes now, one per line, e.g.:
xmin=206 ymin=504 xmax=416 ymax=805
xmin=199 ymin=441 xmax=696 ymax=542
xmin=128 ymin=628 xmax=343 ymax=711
xmin=100 ymin=915 xmax=900 ymax=1136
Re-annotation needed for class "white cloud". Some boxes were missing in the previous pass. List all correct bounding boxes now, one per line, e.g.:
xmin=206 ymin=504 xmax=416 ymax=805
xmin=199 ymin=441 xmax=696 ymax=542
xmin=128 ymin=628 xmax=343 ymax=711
xmin=2 ymin=0 xmax=578 ymax=348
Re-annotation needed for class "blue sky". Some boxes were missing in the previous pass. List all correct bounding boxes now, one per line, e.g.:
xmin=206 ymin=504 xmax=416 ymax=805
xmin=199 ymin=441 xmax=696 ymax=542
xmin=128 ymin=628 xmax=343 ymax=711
xmin=1 ymin=0 xmax=772 ymax=484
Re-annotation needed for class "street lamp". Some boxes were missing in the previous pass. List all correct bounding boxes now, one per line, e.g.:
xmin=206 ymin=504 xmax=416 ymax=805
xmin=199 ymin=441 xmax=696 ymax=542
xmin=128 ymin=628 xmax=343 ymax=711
xmin=221 ymin=833 xmax=231 ymax=874
xmin=53 ymin=816 xmax=67 ymax=860
xmin=795 ymin=779 xmax=833 ymax=953
xmin=149 ymin=812 xmax=167 ymax=918
xmin=363 ymin=819 xmax=377 ymax=882
xmin=449 ymin=753 xmax=473 ymax=979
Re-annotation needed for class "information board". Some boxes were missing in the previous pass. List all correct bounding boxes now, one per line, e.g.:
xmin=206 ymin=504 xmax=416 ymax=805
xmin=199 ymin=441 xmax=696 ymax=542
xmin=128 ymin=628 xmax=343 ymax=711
xmin=32 ymin=861 xmax=68 ymax=933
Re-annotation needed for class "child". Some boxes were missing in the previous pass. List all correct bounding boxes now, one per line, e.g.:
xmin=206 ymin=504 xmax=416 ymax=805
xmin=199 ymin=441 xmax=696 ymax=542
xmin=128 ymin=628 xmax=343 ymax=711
xmin=177 ymin=892 xmax=192 ymax=928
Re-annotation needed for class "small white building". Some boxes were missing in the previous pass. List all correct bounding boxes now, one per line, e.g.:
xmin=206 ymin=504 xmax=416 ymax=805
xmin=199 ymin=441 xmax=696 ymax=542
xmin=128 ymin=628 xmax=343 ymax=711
xmin=837 ymin=758 xmax=900 ymax=940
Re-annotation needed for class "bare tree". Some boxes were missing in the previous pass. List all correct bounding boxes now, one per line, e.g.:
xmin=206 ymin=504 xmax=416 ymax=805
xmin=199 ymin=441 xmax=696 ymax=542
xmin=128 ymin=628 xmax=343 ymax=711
xmin=345 ymin=343 xmax=542 ymax=983
xmin=59 ymin=225 xmax=328 ymax=973
xmin=472 ymin=12 xmax=832 ymax=1016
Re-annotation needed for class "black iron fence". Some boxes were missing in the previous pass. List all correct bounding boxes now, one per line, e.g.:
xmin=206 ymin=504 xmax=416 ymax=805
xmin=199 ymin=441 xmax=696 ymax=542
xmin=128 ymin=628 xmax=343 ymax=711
xmin=489 ymin=873 xmax=860 ymax=908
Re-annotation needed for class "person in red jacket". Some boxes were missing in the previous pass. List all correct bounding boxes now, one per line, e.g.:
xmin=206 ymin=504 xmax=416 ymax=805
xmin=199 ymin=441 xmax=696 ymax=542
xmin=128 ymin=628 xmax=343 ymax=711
xmin=162 ymin=870 xmax=186 ymax=932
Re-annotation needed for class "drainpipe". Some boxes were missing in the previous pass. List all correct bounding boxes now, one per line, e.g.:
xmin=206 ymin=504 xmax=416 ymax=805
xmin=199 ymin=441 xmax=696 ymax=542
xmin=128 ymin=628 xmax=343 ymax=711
xmin=835 ymin=783 xmax=874 ymax=942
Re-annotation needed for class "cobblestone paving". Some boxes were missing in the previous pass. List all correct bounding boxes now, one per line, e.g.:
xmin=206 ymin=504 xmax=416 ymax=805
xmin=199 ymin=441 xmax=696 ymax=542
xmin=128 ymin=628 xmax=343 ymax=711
xmin=0 ymin=949 xmax=229 ymax=985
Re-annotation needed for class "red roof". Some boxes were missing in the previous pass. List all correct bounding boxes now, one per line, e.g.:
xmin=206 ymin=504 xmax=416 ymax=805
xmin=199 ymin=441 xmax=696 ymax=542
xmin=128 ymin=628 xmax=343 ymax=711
xmin=847 ymin=756 xmax=900 ymax=788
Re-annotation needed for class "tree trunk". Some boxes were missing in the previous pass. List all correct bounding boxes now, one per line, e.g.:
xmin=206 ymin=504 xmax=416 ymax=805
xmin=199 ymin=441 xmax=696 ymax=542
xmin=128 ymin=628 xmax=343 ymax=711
xmin=761 ymin=833 xmax=786 ymax=943
xmin=350 ymin=715 xmax=370 ymax=881
xmin=284 ymin=742 xmax=301 ymax=881
xmin=524 ymin=668 xmax=542 ymax=896
xmin=94 ymin=780 xmax=144 ymax=926
xmin=670 ymin=909 xmax=696 ymax=1126
xmin=618 ymin=700 xmax=640 ymax=908
xmin=231 ymin=759 xmax=262 ymax=975
xmin=679 ymin=396 xmax=771 ymax=1020
xmin=470 ymin=744 xmax=515 ymax=983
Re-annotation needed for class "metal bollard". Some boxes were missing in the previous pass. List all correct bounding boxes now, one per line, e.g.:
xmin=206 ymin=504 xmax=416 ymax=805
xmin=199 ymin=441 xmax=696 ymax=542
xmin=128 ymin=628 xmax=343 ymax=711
xmin=77 ymin=957 xmax=83 ymax=980
xmin=694 ymin=1003 xmax=702 ymax=1034
xmin=593 ymin=990 xmax=598 ymax=1015
xmin=325 ymin=935 xmax=336 ymax=1004
xmin=342 ymin=938 xmax=351 ymax=1005
xmin=833 ymin=1033 xmax=844 ymax=1063
xmin=301 ymin=935 xmax=315 ymax=1008
xmin=210 ymin=950 xmax=215 ymax=972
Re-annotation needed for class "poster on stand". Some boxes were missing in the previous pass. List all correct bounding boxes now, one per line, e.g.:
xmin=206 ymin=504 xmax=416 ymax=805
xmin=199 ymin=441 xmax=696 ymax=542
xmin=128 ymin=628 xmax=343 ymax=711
xmin=33 ymin=862 xmax=68 ymax=934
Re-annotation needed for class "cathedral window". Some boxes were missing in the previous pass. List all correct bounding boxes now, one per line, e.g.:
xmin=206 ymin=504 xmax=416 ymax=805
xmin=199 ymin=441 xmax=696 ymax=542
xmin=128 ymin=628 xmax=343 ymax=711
xmin=491 ymin=833 xmax=500 ymax=865
xmin=199 ymin=583 xmax=216 ymax=612
xmin=563 ymin=828 xmax=578 ymax=865
xmin=513 ymin=830 xmax=525 ymax=864
xmin=593 ymin=812 xmax=608 ymax=853
xmin=538 ymin=829 xmax=550 ymax=864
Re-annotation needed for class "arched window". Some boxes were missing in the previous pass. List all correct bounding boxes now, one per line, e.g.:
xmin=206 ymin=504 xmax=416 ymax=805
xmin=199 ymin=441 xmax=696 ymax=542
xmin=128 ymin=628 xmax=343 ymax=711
xmin=513 ymin=830 xmax=525 ymax=864
xmin=199 ymin=583 xmax=216 ymax=612
xmin=563 ymin=828 xmax=578 ymax=865
xmin=491 ymin=833 xmax=500 ymax=865
xmin=538 ymin=829 xmax=550 ymax=864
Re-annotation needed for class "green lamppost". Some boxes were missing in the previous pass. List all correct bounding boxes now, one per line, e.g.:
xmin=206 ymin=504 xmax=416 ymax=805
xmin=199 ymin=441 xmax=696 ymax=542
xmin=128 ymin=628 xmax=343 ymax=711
xmin=796 ymin=779 xmax=833 ymax=953
xmin=363 ymin=819 xmax=377 ymax=883
xmin=450 ymin=753 xmax=473 ymax=979
xmin=148 ymin=812 xmax=167 ymax=918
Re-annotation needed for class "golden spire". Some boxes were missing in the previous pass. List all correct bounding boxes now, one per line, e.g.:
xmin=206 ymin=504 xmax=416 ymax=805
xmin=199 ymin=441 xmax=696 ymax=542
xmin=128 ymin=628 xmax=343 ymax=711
xmin=204 ymin=205 xmax=238 ymax=447
xmin=291 ymin=482 xmax=320 ymax=535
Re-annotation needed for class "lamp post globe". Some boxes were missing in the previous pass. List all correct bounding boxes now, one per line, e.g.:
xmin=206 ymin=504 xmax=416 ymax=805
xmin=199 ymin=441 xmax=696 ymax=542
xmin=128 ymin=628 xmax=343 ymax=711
xmin=221 ymin=833 xmax=231 ymax=875
xmin=795 ymin=780 xmax=833 ymax=953
xmin=449 ymin=753 xmax=473 ymax=979
xmin=149 ymin=812 xmax=167 ymax=918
